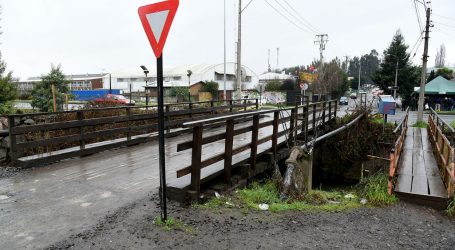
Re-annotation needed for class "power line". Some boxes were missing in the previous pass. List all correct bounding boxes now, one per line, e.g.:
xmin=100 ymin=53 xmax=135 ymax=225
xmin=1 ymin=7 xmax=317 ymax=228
xmin=433 ymin=13 xmax=455 ymax=22
xmin=433 ymin=20 xmax=455 ymax=29
xmin=263 ymin=0 xmax=312 ymax=34
xmin=410 ymin=34 xmax=424 ymax=60
xmin=434 ymin=26 xmax=455 ymax=40
xmin=282 ymin=0 xmax=320 ymax=33
xmin=412 ymin=0 xmax=424 ymax=32
xmin=273 ymin=0 xmax=316 ymax=34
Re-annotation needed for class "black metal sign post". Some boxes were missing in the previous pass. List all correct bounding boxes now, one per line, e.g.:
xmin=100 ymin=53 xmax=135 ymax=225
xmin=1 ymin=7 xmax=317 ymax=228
xmin=157 ymin=54 xmax=167 ymax=221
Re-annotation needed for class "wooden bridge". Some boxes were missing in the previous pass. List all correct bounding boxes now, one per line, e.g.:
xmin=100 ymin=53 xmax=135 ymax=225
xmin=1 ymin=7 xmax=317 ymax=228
xmin=389 ymin=108 xmax=455 ymax=208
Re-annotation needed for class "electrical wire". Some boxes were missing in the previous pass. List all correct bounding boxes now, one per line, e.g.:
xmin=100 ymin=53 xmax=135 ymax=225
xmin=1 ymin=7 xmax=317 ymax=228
xmin=433 ymin=20 xmax=455 ymax=29
xmin=263 ymin=0 xmax=313 ymax=34
xmin=273 ymin=0 xmax=316 ymax=35
xmin=412 ymin=0 xmax=424 ymax=32
xmin=434 ymin=26 xmax=455 ymax=40
xmin=433 ymin=13 xmax=455 ymax=22
xmin=282 ymin=0 xmax=320 ymax=34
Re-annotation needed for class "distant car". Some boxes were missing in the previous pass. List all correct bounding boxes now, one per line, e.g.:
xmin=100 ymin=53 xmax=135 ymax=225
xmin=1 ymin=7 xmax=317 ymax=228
xmin=339 ymin=96 xmax=348 ymax=105
xmin=94 ymin=94 xmax=135 ymax=105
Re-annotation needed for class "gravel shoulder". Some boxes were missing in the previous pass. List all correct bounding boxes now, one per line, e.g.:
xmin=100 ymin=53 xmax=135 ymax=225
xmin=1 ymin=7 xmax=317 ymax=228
xmin=47 ymin=193 xmax=455 ymax=250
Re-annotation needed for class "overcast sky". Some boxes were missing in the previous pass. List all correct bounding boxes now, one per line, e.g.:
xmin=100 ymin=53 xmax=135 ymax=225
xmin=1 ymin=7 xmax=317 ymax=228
xmin=1 ymin=0 xmax=454 ymax=80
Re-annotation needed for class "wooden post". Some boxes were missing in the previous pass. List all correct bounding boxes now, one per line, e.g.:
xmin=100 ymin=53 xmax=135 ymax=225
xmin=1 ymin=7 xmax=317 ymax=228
xmin=77 ymin=111 xmax=85 ymax=150
xmin=65 ymin=94 xmax=69 ymax=111
xmin=289 ymin=108 xmax=296 ymax=146
xmin=255 ymin=99 xmax=259 ymax=110
xmin=224 ymin=119 xmax=234 ymax=184
xmin=272 ymin=111 xmax=279 ymax=156
xmin=165 ymin=105 xmax=170 ymax=133
xmin=8 ymin=116 xmax=17 ymax=164
xmin=126 ymin=107 xmax=132 ymax=141
xmin=189 ymin=103 xmax=193 ymax=118
xmin=229 ymin=100 xmax=233 ymax=113
xmin=303 ymin=153 xmax=313 ymax=192
xmin=243 ymin=99 xmax=247 ymax=111
xmin=334 ymin=100 xmax=338 ymax=119
xmin=388 ymin=151 xmax=396 ymax=195
xmin=322 ymin=102 xmax=326 ymax=126
xmin=312 ymin=103 xmax=317 ymax=131
xmin=250 ymin=115 xmax=259 ymax=169
xmin=210 ymin=100 xmax=214 ymax=115
xmin=51 ymin=84 xmax=57 ymax=112
xmin=328 ymin=101 xmax=332 ymax=121
xmin=191 ymin=125 xmax=203 ymax=195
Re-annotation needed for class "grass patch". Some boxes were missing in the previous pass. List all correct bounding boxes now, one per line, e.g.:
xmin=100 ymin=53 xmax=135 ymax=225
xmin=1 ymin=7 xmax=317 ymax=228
xmin=411 ymin=121 xmax=428 ymax=128
xmin=446 ymin=197 xmax=455 ymax=217
xmin=357 ymin=171 xmax=398 ymax=206
xmin=196 ymin=171 xmax=397 ymax=214
xmin=153 ymin=216 xmax=195 ymax=234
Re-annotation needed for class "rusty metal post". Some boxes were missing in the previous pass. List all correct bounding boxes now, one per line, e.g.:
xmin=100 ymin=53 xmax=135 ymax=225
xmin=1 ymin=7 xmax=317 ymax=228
xmin=126 ymin=107 xmax=132 ymax=141
xmin=77 ymin=111 xmax=85 ymax=150
xmin=191 ymin=125 xmax=203 ymax=196
xmin=272 ymin=111 xmax=279 ymax=156
xmin=250 ymin=115 xmax=259 ymax=169
xmin=224 ymin=119 xmax=234 ymax=184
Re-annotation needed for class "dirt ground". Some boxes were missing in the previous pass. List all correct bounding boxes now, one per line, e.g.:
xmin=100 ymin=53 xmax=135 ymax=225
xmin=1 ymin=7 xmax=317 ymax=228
xmin=46 ymin=192 xmax=455 ymax=250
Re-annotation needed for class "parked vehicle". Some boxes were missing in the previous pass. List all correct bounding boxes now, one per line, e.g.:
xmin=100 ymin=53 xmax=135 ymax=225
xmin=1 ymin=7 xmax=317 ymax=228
xmin=94 ymin=94 xmax=135 ymax=105
xmin=339 ymin=96 xmax=348 ymax=105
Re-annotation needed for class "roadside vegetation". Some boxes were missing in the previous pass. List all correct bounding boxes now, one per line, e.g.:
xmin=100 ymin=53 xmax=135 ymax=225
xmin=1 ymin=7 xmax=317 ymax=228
xmin=153 ymin=216 xmax=195 ymax=234
xmin=411 ymin=121 xmax=428 ymax=128
xmin=446 ymin=197 xmax=455 ymax=217
xmin=195 ymin=171 xmax=397 ymax=213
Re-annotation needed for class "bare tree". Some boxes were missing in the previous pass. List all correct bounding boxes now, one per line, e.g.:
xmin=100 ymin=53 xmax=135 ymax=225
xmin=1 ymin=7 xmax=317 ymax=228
xmin=435 ymin=44 xmax=446 ymax=68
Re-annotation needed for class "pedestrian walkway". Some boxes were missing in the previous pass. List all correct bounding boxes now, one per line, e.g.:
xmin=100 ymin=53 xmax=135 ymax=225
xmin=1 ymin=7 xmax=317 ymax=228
xmin=394 ymin=127 xmax=448 ymax=207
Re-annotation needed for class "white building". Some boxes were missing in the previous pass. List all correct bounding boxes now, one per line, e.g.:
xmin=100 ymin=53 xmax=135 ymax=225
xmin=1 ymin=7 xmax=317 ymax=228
xmin=258 ymin=71 xmax=293 ymax=84
xmin=104 ymin=63 xmax=259 ymax=95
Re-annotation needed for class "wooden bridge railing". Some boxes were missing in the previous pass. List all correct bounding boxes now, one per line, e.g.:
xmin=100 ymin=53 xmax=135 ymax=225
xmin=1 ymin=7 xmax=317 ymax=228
xmin=428 ymin=110 xmax=455 ymax=197
xmin=7 ymin=99 xmax=258 ymax=166
xmin=388 ymin=107 xmax=409 ymax=195
xmin=174 ymin=100 xmax=338 ymax=196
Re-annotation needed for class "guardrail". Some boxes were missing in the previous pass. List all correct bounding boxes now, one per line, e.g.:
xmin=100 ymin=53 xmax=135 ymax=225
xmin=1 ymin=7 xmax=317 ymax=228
xmin=388 ymin=107 xmax=409 ymax=195
xmin=428 ymin=113 xmax=455 ymax=197
xmin=7 ymin=99 xmax=259 ymax=167
xmin=172 ymin=100 xmax=338 ymax=197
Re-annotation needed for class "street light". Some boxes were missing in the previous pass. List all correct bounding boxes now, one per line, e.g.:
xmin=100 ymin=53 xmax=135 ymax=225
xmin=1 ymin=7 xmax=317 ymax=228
xmin=187 ymin=70 xmax=192 ymax=102
xmin=140 ymin=65 xmax=149 ymax=106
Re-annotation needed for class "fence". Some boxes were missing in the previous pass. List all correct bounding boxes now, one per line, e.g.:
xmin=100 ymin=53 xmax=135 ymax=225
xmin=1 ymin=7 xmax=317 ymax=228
xmin=170 ymin=100 xmax=338 ymax=197
xmin=428 ymin=110 xmax=455 ymax=197
xmin=7 ymin=99 xmax=258 ymax=167
xmin=388 ymin=107 xmax=409 ymax=195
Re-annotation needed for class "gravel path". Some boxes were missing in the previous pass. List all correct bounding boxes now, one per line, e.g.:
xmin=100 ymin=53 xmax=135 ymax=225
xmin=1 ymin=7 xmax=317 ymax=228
xmin=47 ymin=193 xmax=455 ymax=250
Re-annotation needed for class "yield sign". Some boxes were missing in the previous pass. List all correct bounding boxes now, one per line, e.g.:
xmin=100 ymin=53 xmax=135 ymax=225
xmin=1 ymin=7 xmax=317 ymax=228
xmin=138 ymin=0 xmax=179 ymax=58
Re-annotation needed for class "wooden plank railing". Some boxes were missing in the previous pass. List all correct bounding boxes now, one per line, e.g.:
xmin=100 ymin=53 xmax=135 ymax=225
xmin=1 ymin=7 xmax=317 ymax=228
xmin=428 ymin=113 xmax=455 ymax=197
xmin=7 ymin=99 xmax=258 ymax=166
xmin=174 ymin=100 xmax=338 ymax=197
xmin=388 ymin=107 xmax=409 ymax=195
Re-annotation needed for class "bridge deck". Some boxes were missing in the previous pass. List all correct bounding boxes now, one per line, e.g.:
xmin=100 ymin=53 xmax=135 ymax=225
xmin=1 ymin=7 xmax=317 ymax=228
xmin=395 ymin=127 xmax=447 ymax=204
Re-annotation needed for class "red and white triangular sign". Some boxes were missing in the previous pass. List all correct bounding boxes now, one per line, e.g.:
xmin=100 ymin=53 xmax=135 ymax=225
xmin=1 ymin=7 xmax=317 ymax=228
xmin=138 ymin=0 xmax=179 ymax=58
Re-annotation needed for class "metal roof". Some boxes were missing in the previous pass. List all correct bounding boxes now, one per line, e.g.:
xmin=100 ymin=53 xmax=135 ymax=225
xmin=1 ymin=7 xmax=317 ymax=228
xmin=415 ymin=76 xmax=455 ymax=95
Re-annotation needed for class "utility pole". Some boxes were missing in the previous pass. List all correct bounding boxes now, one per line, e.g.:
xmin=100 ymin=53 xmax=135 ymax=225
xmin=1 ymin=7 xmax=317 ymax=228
xmin=417 ymin=7 xmax=431 ymax=122
xmin=358 ymin=61 xmax=361 ymax=95
xmin=223 ymin=0 xmax=227 ymax=100
xmin=314 ymin=34 xmax=328 ymax=73
xmin=236 ymin=0 xmax=242 ymax=100
xmin=393 ymin=60 xmax=398 ymax=99
xmin=276 ymin=48 xmax=279 ymax=70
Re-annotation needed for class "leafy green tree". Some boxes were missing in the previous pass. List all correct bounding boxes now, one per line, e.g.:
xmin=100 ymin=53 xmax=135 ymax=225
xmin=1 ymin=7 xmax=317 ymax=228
xmin=311 ymin=58 xmax=349 ymax=97
xmin=32 ymin=65 xmax=69 ymax=112
xmin=348 ymin=50 xmax=380 ymax=89
xmin=265 ymin=80 xmax=282 ymax=91
xmin=280 ymin=78 xmax=296 ymax=91
xmin=372 ymin=31 xmax=420 ymax=101
xmin=0 ymin=52 xmax=17 ymax=115
xmin=427 ymin=67 xmax=454 ymax=82
xmin=201 ymin=81 xmax=219 ymax=98
xmin=169 ymin=87 xmax=190 ymax=102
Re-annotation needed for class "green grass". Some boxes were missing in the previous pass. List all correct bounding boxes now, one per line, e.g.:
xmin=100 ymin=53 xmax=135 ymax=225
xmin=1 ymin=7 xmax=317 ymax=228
xmin=153 ymin=216 xmax=195 ymax=234
xmin=196 ymin=171 xmax=397 ymax=214
xmin=357 ymin=172 xmax=398 ymax=206
xmin=411 ymin=121 xmax=428 ymax=128
xmin=446 ymin=197 xmax=455 ymax=217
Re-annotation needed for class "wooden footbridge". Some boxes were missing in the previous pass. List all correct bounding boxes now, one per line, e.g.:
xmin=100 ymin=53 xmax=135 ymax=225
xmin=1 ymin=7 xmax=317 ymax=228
xmin=388 ymin=108 xmax=455 ymax=208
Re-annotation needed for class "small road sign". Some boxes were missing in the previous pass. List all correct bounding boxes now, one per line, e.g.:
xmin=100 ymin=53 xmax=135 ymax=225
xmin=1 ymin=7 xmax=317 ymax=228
xmin=300 ymin=83 xmax=309 ymax=90
xmin=138 ymin=0 xmax=179 ymax=58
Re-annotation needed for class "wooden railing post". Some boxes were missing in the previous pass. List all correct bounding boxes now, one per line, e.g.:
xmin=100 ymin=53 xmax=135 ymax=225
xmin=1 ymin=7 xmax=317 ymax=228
xmin=244 ymin=99 xmax=247 ymax=111
xmin=388 ymin=150 xmax=396 ymax=195
xmin=229 ymin=100 xmax=233 ymax=113
xmin=289 ymin=108 xmax=296 ymax=146
xmin=334 ymin=100 xmax=338 ymax=119
xmin=77 ymin=111 xmax=85 ymax=150
xmin=189 ymin=103 xmax=193 ymax=118
xmin=312 ymin=103 xmax=317 ymax=131
xmin=191 ymin=125 xmax=203 ymax=195
xmin=272 ymin=111 xmax=279 ymax=156
xmin=165 ymin=105 xmax=170 ymax=133
xmin=224 ymin=119 xmax=234 ymax=184
xmin=210 ymin=101 xmax=215 ymax=115
xmin=304 ymin=100 xmax=310 ymax=140
xmin=250 ymin=115 xmax=259 ymax=169
xmin=255 ymin=98 xmax=259 ymax=110
xmin=7 ymin=116 xmax=17 ymax=163
xmin=126 ymin=107 xmax=132 ymax=141
xmin=328 ymin=101 xmax=332 ymax=121
xmin=322 ymin=102 xmax=326 ymax=126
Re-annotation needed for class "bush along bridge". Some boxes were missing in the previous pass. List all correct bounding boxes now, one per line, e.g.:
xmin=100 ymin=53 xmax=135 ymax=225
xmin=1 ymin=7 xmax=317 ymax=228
xmin=388 ymin=108 xmax=455 ymax=209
